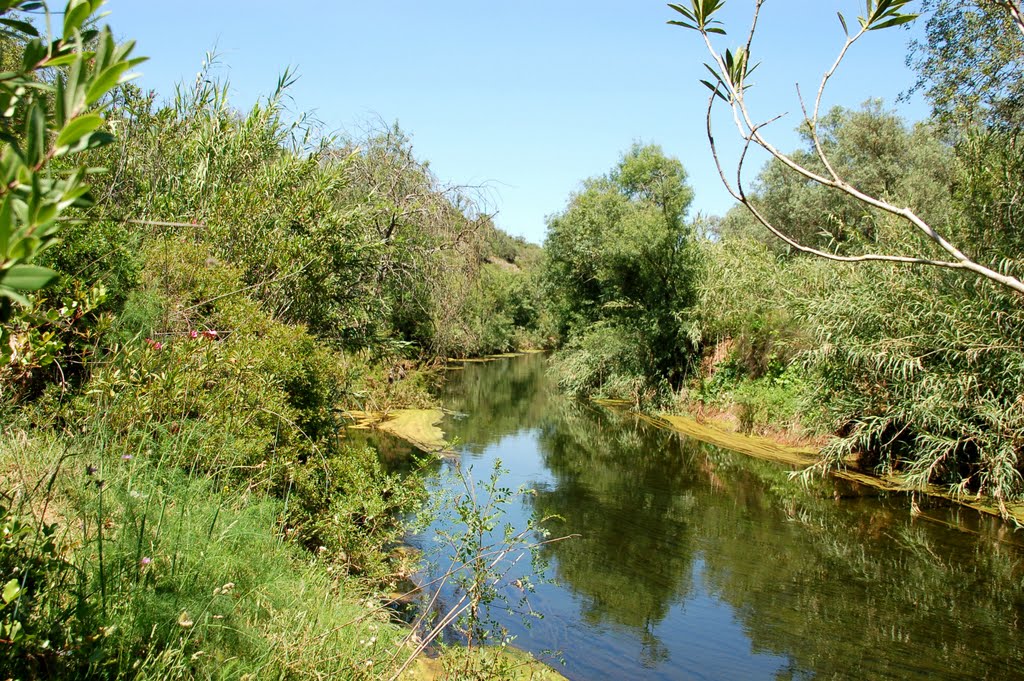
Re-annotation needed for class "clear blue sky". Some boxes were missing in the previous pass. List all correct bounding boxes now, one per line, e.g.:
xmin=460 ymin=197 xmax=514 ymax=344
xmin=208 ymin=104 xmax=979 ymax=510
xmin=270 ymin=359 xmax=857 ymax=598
xmin=102 ymin=1 xmax=929 ymax=244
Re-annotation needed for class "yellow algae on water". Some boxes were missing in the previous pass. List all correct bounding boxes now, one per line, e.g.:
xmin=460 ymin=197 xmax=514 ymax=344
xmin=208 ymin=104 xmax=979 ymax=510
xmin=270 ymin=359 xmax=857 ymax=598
xmin=346 ymin=409 xmax=448 ymax=453
xmin=597 ymin=404 xmax=1024 ymax=526
xmin=651 ymin=413 xmax=819 ymax=468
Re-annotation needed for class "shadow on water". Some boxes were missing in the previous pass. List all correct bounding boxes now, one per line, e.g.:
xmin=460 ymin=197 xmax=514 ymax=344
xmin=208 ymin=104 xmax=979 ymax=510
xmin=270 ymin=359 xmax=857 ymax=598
xmin=370 ymin=354 xmax=1024 ymax=680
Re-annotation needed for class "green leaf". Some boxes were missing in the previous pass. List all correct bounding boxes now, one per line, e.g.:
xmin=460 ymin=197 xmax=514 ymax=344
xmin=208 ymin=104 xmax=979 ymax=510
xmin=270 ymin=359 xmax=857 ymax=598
xmin=45 ymin=53 xmax=80 ymax=68
xmin=1 ymin=263 xmax=57 ymax=291
xmin=700 ymin=79 xmax=729 ymax=102
xmin=63 ymin=0 xmax=93 ymax=38
xmin=837 ymin=12 xmax=848 ymax=35
xmin=24 ymin=100 xmax=45 ymax=168
xmin=0 ymin=18 xmax=38 ymax=37
xmin=85 ymin=63 xmax=130 ymax=105
xmin=55 ymin=113 xmax=103 ymax=150
xmin=0 ymin=285 xmax=29 ymax=310
xmin=0 ymin=196 xmax=11 ymax=255
xmin=667 ymin=3 xmax=697 ymax=21
xmin=869 ymin=13 xmax=918 ymax=30
xmin=2 ymin=578 xmax=20 ymax=604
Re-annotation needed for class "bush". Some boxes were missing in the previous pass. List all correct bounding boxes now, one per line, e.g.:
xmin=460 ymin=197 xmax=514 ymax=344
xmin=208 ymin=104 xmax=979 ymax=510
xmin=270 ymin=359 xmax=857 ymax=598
xmin=550 ymin=322 xmax=660 ymax=405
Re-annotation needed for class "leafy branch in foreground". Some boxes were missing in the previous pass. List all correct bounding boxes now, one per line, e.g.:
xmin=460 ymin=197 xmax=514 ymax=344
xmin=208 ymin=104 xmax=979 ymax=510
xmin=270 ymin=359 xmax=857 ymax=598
xmin=668 ymin=0 xmax=1024 ymax=297
xmin=0 ymin=0 xmax=144 ymax=321
xmin=389 ymin=459 xmax=574 ymax=680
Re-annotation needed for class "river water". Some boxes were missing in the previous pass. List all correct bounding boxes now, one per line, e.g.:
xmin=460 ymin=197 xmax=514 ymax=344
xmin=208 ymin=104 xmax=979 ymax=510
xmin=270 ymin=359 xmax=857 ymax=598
xmin=387 ymin=353 xmax=1024 ymax=680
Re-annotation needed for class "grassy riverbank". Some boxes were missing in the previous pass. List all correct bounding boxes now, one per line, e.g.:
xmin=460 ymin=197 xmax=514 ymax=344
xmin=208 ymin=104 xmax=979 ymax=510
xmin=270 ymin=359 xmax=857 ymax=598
xmin=0 ymin=3 xmax=552 ymax=678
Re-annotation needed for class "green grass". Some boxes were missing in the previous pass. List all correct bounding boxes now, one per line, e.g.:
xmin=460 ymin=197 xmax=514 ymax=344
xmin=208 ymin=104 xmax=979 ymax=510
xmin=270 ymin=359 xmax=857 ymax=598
xmin=1 ymin=425 xmax=422 ymax=680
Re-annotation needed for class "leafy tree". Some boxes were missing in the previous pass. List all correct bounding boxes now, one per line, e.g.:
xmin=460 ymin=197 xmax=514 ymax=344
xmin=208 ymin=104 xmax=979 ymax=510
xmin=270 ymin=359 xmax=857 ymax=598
xmin=906 ymin=0 xmax=1024 ymax=133
xmin=729 ymin=102 xmax=955 ymax=254
xmin=544 ymin=143 xmax=701 ymax=398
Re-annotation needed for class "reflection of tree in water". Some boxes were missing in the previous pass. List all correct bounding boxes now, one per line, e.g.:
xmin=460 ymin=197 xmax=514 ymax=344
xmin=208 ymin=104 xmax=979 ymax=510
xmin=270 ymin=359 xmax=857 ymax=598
xmin=531 ymin=395 xmax=1024 ymax=679
xmin=532 ymin=400 xmax=699 ymax=650
xmin=441 ymin=354 xmax=554 ymax=453
xmin=690 ymin=455 xmax=1024 ymax=680
xmin=436 ymin=356 xmax=1024 ymax=680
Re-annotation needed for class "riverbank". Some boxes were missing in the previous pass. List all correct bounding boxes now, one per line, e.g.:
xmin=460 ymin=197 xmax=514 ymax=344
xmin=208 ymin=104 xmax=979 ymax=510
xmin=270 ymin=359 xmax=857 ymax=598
xmin=1 ymin=350 xmax=568 ymax=679
xmin=607 ymin=399 xmax=1024 ymax=526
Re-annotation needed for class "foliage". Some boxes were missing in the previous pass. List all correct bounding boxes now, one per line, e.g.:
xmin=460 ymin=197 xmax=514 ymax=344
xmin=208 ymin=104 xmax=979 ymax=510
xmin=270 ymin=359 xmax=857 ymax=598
xmin=1 ymin=434 xmax=408 ymax=680
xmin=0 ymin=282 xmax=108 ymax=401
xmin=543 ymin=143 xmax=701 ymax=402
xmin=728 ymin=103 xmax=956 ymax=254
xmin=670 ymin=0 xmax=1024 ymax=296
xmin=695 ymin=110 xmax=1024 ymax=503
xmin=800 ymin=263 xmax=1024 ymax=505
xmin=409 ymin=458 xmax=557 ymax=681
xmin=0 ymin=0 xmax=143 ymax=319
xmin=906 ymin=0 xmax=1024 ymax=133
xmin=0 ymin=501 xmax=74 ymax=674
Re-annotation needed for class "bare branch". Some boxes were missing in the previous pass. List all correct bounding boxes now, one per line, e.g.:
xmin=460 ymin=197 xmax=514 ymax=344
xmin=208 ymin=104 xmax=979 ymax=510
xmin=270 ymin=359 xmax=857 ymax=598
xmin=692 ymin=1 xmax=1024 ymax=296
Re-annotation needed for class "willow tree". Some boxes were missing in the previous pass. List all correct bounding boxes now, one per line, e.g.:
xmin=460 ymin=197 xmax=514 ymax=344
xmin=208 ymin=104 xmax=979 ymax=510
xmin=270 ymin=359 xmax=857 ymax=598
xmin=667 ymin=0 xmax=1024 ymax=296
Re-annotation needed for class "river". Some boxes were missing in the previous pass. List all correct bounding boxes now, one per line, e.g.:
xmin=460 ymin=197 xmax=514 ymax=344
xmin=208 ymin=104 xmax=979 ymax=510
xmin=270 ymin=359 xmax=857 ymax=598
xmin=383 ymin=353 xmax=1024 ymax=680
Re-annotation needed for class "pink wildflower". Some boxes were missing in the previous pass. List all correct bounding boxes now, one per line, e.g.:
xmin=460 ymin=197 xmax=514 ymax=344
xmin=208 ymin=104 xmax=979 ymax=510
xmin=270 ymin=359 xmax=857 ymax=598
xmin=189 ymin=330 xmax=199 ymax=339
xmin=203 ymin=329 xmax=219 ymax=340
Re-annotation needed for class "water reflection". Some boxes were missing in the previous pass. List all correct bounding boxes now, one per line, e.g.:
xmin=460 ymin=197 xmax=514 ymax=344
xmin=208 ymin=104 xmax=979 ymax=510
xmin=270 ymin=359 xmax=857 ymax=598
xmin=412 ymin=355 xmax=1024 ymax=680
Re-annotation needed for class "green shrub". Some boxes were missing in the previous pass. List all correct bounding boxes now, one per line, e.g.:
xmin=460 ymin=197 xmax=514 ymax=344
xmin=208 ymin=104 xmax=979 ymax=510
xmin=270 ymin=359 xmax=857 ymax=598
xmin=551 ymin=322 xmax=659 ymax=405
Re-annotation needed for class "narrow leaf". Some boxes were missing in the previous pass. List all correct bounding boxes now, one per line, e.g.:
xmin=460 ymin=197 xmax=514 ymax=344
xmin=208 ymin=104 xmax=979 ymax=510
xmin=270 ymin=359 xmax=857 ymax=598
xmin=0 ymin=18 xmax=38 ymax=37
xmin=55 ymin=113 xmax=103 ymax=150
xmin=85 ymin=63 xmax=130 ymax=105
xmin=870 ymin=13 xmax=918 ymax=30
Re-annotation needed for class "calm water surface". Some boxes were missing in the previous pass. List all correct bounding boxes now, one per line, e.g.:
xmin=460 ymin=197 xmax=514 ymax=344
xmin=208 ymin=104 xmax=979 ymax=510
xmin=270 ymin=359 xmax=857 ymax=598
xmin=389 ymin=354 xmax=1024 ymax=680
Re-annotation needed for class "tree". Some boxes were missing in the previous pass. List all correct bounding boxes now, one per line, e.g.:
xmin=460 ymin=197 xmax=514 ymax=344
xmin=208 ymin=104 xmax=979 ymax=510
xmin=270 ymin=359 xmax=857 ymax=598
xmin=906 ymin=0 xmax=1024 ymax=133
xmin=667 ymin=0 xmax=1024 ymax=296
xmin=723 ymin=102 xmax=956 ymax=254
xmin=544 ymin=143 xmax=701 ymax=397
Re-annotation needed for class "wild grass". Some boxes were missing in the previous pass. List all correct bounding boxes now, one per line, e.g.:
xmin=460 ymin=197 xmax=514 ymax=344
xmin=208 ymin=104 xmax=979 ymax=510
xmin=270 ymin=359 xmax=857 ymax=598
xmin=1 ymin=423 xmax=411 ymax=681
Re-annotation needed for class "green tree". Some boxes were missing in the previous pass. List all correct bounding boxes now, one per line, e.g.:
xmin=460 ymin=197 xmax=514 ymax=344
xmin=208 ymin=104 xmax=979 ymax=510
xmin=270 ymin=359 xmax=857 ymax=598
xmin=906 ymin=0 xmax=1024 ymax=133
xmin=728 ymin=102 xmax=955 ymax=255
xmin=544 ymin=143 xmax=701 ymax=399
xmin=668 ymin=0 xmax=1024 ymax=296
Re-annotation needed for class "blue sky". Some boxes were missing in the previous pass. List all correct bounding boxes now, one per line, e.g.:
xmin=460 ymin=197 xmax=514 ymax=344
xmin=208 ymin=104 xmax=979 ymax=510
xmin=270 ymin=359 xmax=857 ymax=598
xmin=102 ymin=1 xmax=929 ymax=244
